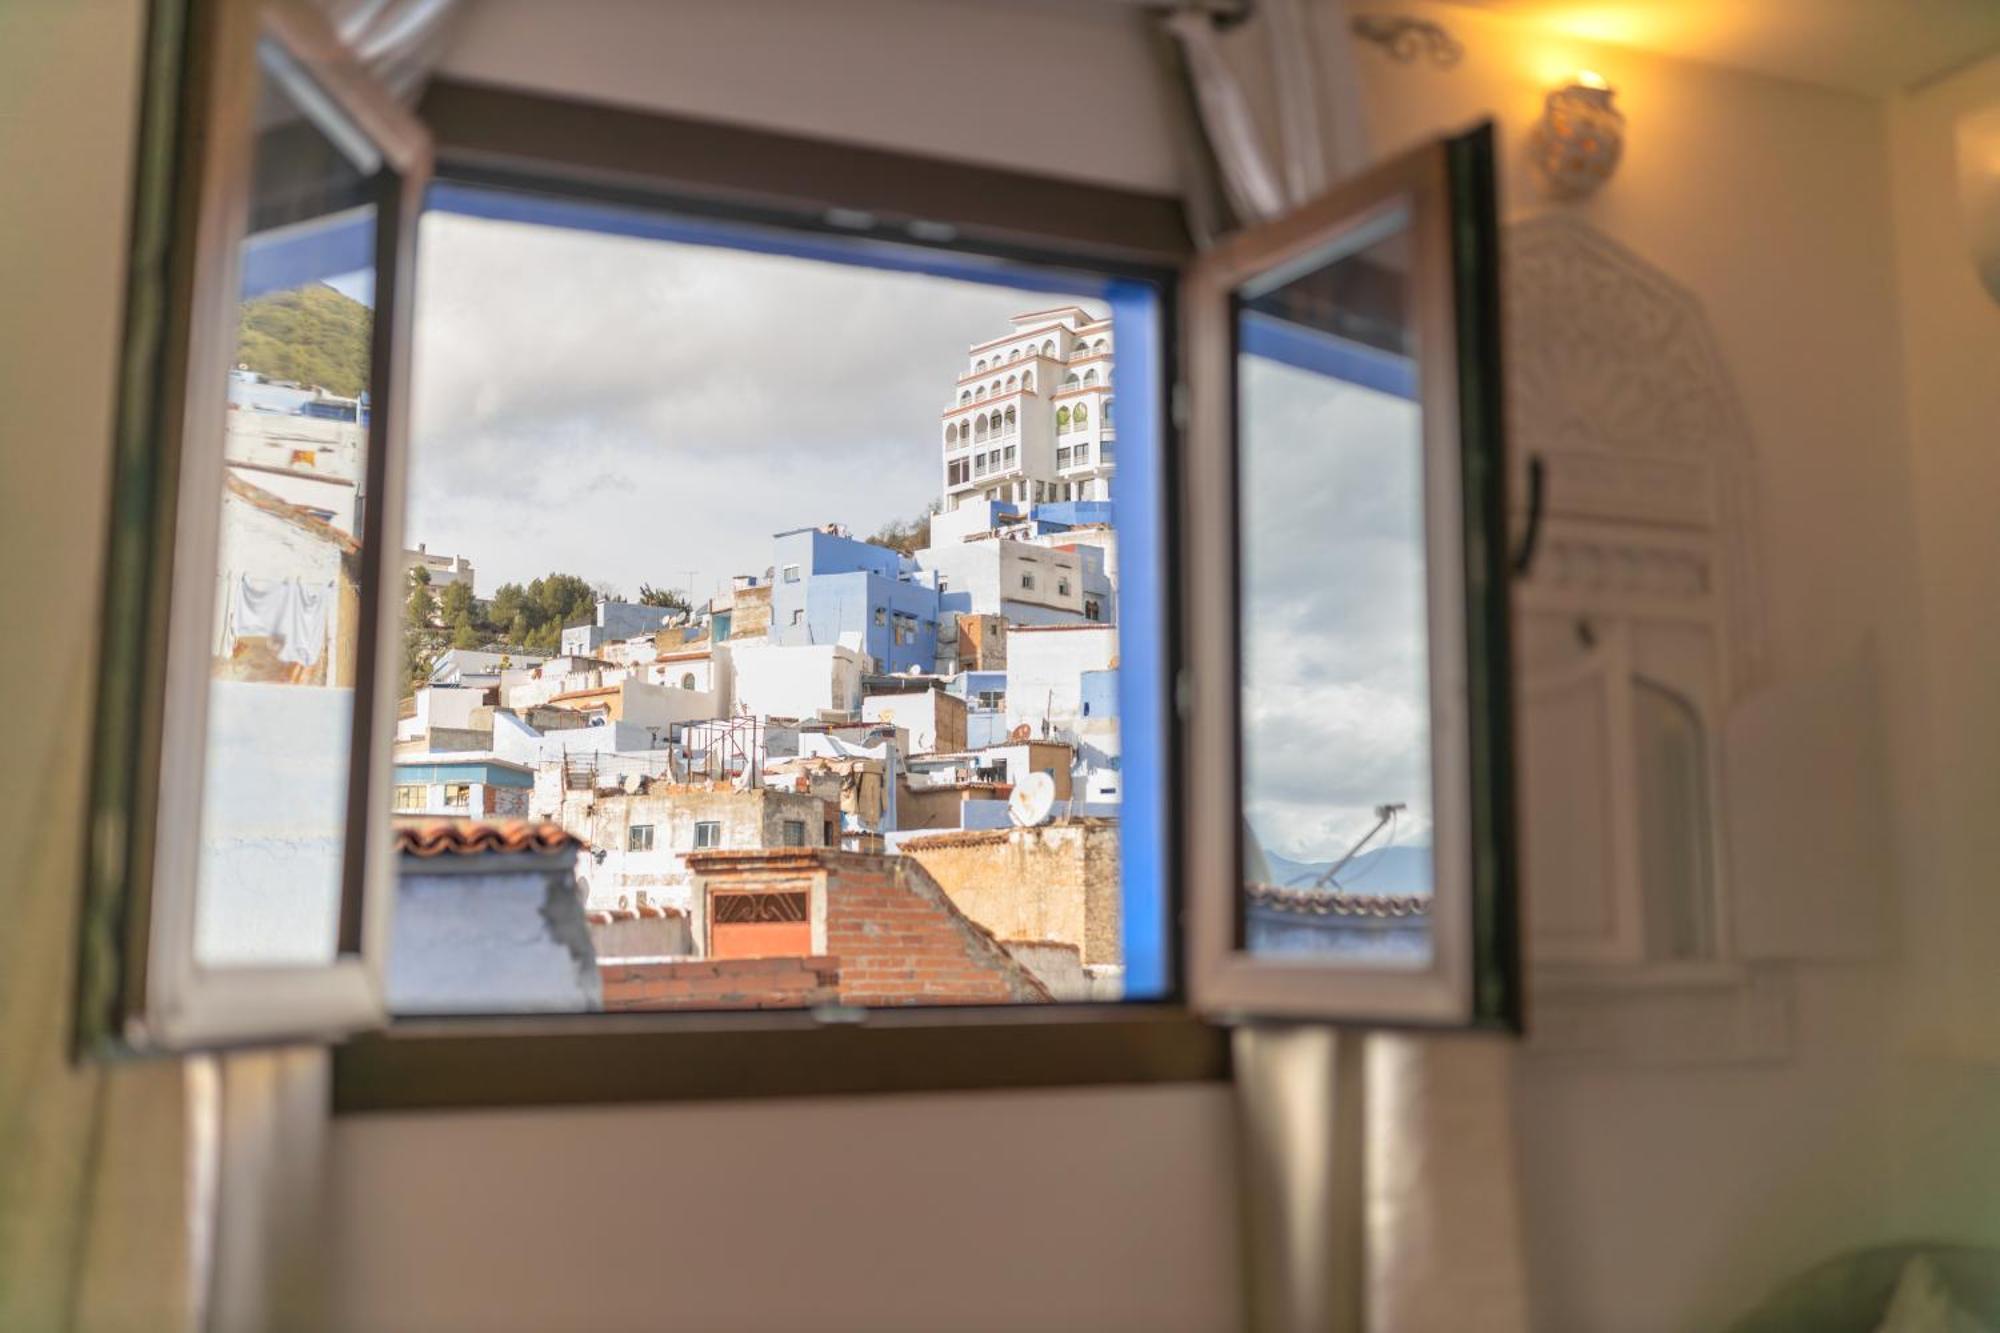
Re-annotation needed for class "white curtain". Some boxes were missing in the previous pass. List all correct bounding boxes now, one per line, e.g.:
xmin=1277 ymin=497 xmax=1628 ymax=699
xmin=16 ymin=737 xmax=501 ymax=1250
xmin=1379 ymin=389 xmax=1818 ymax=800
xmin=312 ymin=0 xmax=464 ymax=103
xmin=1162 ymin=0 xmax=1369 ymax=229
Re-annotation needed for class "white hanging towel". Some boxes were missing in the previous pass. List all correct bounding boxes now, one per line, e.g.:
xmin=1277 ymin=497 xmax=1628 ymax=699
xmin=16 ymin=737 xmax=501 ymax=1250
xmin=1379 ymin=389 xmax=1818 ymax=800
xmin=231 ymin=575 xmax=334 ymax=668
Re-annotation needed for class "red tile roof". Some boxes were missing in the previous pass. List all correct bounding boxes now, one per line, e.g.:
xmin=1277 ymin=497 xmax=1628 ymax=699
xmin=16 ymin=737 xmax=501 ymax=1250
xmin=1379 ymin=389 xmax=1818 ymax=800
xmin=392 ymin=818 xmax=584 ymax=858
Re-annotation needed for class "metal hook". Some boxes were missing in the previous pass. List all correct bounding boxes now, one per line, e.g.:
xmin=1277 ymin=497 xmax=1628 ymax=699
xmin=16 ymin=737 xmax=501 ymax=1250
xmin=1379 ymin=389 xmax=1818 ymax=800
xmin=1511 ymin=454 xmax=1546 ymax=578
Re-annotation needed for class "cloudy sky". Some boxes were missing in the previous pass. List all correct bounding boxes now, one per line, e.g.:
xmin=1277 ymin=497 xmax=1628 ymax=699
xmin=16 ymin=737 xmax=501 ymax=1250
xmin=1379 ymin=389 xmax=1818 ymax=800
xmin=406 ymin=210 xmax=1098 ymax=600
xmin=402 ymin=209 xmax=1430 ymax=868
xmin=1238 ymin=355 xmax=1434 ymax=867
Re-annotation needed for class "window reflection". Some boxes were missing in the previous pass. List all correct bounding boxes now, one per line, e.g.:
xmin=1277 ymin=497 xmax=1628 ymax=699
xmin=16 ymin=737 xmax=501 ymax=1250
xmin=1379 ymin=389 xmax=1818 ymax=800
xmin=192 ymin=42 xmax=382 ymax=967
xmin=1235 ymin=212 xmax=1437 ymax=967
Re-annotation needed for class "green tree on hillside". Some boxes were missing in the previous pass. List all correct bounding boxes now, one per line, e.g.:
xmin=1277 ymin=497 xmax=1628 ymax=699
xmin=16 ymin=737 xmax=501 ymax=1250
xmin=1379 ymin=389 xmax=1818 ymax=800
xmin=638 ymin=583 xmax=689 ymax=611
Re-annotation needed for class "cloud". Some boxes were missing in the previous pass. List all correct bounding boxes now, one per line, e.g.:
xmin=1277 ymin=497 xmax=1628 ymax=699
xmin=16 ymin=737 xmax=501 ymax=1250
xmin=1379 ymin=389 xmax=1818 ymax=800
xmin=405 ymin=210 xmax=1100 ymax=600
xmin=1236 ymin=356 xmax=1436 ymax=862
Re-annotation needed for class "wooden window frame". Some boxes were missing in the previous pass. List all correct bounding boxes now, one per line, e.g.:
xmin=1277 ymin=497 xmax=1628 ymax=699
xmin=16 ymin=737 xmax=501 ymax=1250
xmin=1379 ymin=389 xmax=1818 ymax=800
xmin=329 ymin=81 xmax=1225 ymax=1110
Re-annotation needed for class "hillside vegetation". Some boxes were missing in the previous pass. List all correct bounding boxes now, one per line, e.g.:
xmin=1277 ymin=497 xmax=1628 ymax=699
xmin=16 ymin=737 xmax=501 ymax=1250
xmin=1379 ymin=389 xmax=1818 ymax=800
xmin=235 ymin=282 xmax=371 ymax=397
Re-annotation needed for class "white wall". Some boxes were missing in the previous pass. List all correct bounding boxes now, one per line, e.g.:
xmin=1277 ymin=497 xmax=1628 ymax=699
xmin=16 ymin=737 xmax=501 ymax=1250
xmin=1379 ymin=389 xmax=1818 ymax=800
xmin=327 ymin=1084 xmax=1238 ymax=1333
xmin=1881 ymin=47 xmax=2000 ymax=1245
xmin=1338 ymin=4 xmax=1928 ymax=1328
xmin=436 ymin=0 xmax=1181 ymax=194
xmin=731 ymin=641 xmax=865 ymax=719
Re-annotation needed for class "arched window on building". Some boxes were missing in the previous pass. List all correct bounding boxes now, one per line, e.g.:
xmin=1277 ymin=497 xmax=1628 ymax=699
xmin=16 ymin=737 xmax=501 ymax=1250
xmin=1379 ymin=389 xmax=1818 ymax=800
xmin=945 ymin=423 xmax=957 ymax=446
xmin=989 ymin=410 xmax=1003 ymax=434
xmin=1004 ymin=405 xmax=1017 ymax=434
xmin=1009 ymin=348 xmax=1022 ymax=362
xmin=1064 ymin=373 xmax=1080 ymax=389
xmin=1041 ymin=339 xmax=1054 ymax=356
xmin=1056 ymin=406 xmax=1071 ymax=430
xmin=974 ymin=385 xmax=987 ymax=401
xmin=959 ymin=390 xmax=970 ymax=405
xmin=681 ymin=673 xmax=697 ymax=691
xmin=1073 ymin=403 xmax=1088 ymax=426
xmin=975 ymin=358 xmax=986 ymax=371
xmin=1006 ymin=374 xmax=1018 ymax=391
xmin=1083 ymin=368 xmax=1099 ymax=386
xmin=974 ymin=417 xmax=988 ymax=442
xmin=1094 ymin=338 xmax=1108 ymax=355
xmin=1021 ymin=371 xmax=1034 ymax=392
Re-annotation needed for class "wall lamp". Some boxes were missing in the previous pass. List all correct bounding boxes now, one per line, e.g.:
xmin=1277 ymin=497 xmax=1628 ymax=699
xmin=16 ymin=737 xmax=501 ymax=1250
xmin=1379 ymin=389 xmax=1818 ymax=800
xmin=1531 ymin=70 xmax=1625 ymax=199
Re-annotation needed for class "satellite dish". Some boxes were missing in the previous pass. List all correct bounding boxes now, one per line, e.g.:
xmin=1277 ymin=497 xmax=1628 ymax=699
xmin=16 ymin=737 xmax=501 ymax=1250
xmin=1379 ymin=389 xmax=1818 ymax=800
xmin=1009 ymin=771 xmax=1057 ymax=827
xmin=621 ymin=772 xmax=643 ymax=795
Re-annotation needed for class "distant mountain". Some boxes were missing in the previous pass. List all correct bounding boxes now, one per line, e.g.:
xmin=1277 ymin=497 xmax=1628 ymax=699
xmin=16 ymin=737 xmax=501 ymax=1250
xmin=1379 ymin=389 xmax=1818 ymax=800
xmin=235 ymin=282 xmax=371 ymax=399
xmin=1260 ymin=844 xmax=1434 ymax=896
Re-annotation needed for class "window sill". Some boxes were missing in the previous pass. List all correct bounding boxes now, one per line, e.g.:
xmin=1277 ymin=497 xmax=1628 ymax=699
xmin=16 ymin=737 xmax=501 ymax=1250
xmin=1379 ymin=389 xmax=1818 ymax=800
xmin=332 ymin=1003 xmax=1228 ymax=1113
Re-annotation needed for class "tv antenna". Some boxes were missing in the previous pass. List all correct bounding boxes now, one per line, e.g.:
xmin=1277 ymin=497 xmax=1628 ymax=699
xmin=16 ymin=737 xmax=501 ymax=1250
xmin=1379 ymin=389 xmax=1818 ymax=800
xmin=1312 ymin=802 xmax=1405 ymax=891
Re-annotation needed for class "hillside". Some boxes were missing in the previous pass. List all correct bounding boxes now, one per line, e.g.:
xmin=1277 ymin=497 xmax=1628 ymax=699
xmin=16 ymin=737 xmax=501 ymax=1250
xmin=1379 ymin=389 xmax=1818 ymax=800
xmin=1260 ymin=844 xmax=1434 ymax=896
xmin=235 ymin=282 xmax=371 ymax=398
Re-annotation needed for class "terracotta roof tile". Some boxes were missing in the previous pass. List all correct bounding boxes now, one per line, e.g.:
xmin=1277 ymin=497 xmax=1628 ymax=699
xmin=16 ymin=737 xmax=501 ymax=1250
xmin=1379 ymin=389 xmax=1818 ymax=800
xmin=392 ymin=818 xmax=584 ymax=858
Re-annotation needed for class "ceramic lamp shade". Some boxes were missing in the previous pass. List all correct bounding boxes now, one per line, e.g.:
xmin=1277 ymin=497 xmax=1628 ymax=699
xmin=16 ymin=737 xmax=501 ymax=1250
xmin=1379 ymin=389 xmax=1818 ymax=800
xmin=1532 ymin=82 xmax=1625 ymax=199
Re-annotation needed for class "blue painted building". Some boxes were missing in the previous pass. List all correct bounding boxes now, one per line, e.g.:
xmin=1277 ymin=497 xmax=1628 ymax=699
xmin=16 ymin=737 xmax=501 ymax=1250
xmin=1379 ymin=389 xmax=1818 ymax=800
xmin=955 ymin=669 xmax=1011 ymax=747
xmin=393 ymin=756 xmax=535 ymax=818
xmin=771 ymin=527 xmax=941 ymax=675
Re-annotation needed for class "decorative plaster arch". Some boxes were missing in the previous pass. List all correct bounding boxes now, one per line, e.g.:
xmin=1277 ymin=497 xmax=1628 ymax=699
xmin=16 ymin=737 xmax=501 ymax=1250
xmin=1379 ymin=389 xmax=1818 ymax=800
xmin=1504 ymin=215 xmax=1771 ymax=696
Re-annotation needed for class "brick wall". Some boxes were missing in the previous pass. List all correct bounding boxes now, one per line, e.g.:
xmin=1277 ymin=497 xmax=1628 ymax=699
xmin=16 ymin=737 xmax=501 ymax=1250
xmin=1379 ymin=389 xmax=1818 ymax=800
xmin=600 ymin=955 xmax=840 ymax=1010
xmin=820 ymin=855 xmax=1050 ymax=1005
xmin=683 ymin=849 xmax=1051 ymax=1006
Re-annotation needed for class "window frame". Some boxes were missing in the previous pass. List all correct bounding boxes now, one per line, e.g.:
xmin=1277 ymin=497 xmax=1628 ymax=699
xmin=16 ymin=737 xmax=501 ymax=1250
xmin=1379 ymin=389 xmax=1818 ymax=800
xmin=367 ymin=84 xmax=1216 ymax=1098
xmin=1181 ymin=125 xmax=1521 ymax=1030
xmin=95 ymin=64 xmax=1226 ymax=1092
xmin=78 ymin=0 xmax=432 ymax=1056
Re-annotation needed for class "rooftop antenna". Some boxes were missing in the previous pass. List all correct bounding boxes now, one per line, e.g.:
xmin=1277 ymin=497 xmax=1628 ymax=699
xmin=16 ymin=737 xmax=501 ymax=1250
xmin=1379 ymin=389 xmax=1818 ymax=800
xmin=1311 ymin=802 xmax=1405 ymax=891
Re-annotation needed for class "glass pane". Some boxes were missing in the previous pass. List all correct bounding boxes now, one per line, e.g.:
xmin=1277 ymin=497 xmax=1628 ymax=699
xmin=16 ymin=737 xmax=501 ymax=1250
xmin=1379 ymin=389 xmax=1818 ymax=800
xmin=1235 ymin=206 xmax=1436 ymax=967
xmin=192 ymin=42 xmax=381 ymax=967
xmin=383 ymin=193 xmax=1163 ymax=1013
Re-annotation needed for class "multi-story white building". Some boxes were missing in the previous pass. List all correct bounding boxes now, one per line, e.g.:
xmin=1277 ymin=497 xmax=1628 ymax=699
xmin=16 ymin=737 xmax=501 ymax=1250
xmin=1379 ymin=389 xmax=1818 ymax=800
xmin=939 ymin=306 xmax=1115 ymax=512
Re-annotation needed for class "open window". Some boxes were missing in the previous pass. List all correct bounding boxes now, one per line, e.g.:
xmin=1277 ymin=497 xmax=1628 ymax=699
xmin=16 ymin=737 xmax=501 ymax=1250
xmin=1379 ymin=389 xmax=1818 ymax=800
xmin=1182 ymin=125 xmax=1521 ymax=1028
xmin=80 ymin=0 xmax=429 ymax=1052
xmin=81 ymin=3 xmax=1518 ymax=1092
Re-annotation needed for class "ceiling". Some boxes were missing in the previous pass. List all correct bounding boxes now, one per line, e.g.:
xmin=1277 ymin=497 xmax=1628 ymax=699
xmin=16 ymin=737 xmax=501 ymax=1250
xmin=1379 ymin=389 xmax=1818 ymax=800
xmin=1430 ymin=0 xmax=2000 ymax=95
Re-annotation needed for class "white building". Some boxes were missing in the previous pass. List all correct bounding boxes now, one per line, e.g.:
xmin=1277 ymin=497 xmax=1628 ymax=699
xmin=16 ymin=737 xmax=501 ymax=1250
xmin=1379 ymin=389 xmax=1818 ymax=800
xmin=429 ymin=646 xmax=547 ymax=689
xmin=404 ymin=542 xmax=476 ymax=595
xmin=914 ymin=530 xmax=1093 ymax=626
xmin=1004 ymin=624 xmax=1118 ymax=741
xmin=939 ymin=306 xmax=1116 ymax=512
xmin=730 ymin=641 xmax=866 ymax=720
xmin=226 ymin=386 xmax=364 ymax=535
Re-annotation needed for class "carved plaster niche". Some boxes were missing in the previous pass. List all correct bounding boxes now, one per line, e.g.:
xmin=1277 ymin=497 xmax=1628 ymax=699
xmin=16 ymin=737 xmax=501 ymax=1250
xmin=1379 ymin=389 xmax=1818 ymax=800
xmin=1504 ymin=215 xmax=1770 ymax=698
xmin=1504 ymin=217 xmax=1793 ymax=1066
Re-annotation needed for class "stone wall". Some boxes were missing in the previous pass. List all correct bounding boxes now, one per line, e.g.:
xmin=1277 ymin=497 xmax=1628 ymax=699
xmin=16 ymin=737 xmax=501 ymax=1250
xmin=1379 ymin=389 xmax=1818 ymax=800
xmin=902 ymin=822 xmax=1120 ymax=967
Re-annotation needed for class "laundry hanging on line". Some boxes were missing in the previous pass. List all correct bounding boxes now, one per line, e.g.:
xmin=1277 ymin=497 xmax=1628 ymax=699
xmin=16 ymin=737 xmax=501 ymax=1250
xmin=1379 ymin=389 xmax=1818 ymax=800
xmin=222 ymin=574 xmax=335 ymax=668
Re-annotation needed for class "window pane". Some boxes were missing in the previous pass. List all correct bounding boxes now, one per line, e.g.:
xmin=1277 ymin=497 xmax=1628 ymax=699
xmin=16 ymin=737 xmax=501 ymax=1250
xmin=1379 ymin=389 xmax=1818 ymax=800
xmin=392 ymin=191 xmax=1161 ymax=1012
xmin=193 ymin=41 xmax=381 ymax=968
xmin=1235 ymin=209 xmax=1435 ymax=967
